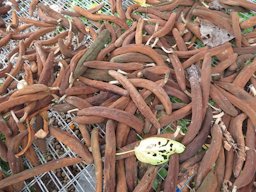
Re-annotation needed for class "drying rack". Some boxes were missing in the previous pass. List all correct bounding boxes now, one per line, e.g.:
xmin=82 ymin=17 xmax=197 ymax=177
xmin=0 ymin=0 xmax=255 ymax=191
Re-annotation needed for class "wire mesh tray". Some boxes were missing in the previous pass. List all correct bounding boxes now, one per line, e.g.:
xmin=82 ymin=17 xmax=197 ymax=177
xmin=0 ymin=0 xmax=128 ymax=191
xmin=1 ymin=0 xmax=255 ymax=191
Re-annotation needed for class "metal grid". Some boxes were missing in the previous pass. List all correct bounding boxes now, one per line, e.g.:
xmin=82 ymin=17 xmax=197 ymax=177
xmin=0 ymin=0 xmax=255 ymax=191
xmin=0 ymin=0 xmax=128 ymax=191
xmin=21 ymin=110 xmax=98 ymax=192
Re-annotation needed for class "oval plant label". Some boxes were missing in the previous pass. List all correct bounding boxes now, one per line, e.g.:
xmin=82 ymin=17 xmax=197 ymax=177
xmin=134 ymin=137 xmax=186 ymax=165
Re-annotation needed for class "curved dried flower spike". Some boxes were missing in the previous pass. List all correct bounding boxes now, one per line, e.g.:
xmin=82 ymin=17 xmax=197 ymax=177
xmin=104 ymin=120 xmax=116 ymax=191
xmin=0 ymin=157 xmax=82 ymax=189
xmin=15 ymin=121 xmax=35 ymax=158
xmin=220 ymin=0 xmax=256 ymax=12
xmin=10 ymin=84 xmax=49 ymax=98
xmin=91 ymin=128 xmax=102 ymax=192
xmin=79 ymin=76 xmax=128 ymax=96
xmin=73 ymin=5 xmax=128 ymax=29
xmin=216 ymin=85 xmax=256 ymax=126
xmin=108 ymin=70 xmax=161 ymax=129
xmin=200 ymin=53 xmax=212 ymax=117
xmin=133 ymin=166 xmax=158 ymax=192
xmin=231 ymin=12 xmax=242 ymax=48
xmin=76 ymin=106 xmax=144 ymax=133
xmin=111 ymin=45 xmax=166 ymax=66
xmin=209 ymin=84 xmax=238 ymax=117
xmin=182 ymin=65 xmax=203 ymax=145
xmin=49 ymin=127 xmax=93 ymax=164
xmin=169 ymin=53 xmax=186 ymax=91
xmin=195 ymin=124 xmax=223 ymax=188
xmin=129 ymin=78 xmax=172 ymax=115
xmin=233 ymin=119 xmax=256 ymax=190
xmin=180 ymin=108 xmax=212 ymax=162
xmin=164 ymin=154 xmax=179 ymax=192
xmin=229 ymin=113 xmax=247 ymax=178
xmin=0 ymin=92 xmax=49 ymax=113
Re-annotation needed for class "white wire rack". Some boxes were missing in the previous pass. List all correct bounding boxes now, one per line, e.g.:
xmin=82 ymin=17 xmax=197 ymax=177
xmin=21 ymin=110 xmax=97 ymax=192
xmin=0 ymin=0 xmax=131 ymax=191
xmin=0 ymin=0 xmax=256 ymax=191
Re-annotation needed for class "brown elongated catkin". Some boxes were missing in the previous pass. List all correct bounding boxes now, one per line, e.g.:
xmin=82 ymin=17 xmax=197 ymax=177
xmin=91 ymin=128 xmax=103 ymax=192
xmin=233 ymin=120 xmax=256 ymax=190
xmin=49 ymin=127 xmax=93 ymax=164
xmin=182 ymin=65 xmax=203 ymax=145
xmin=108 ymin=70 xmax=161 ymax=129
xmin=196 ymin=124 xmax=223 ymax=188
xmin=0 ymin=158 xmax=82 ymax=189
xmin=104 ymin=120 xmax=116 ymax=192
